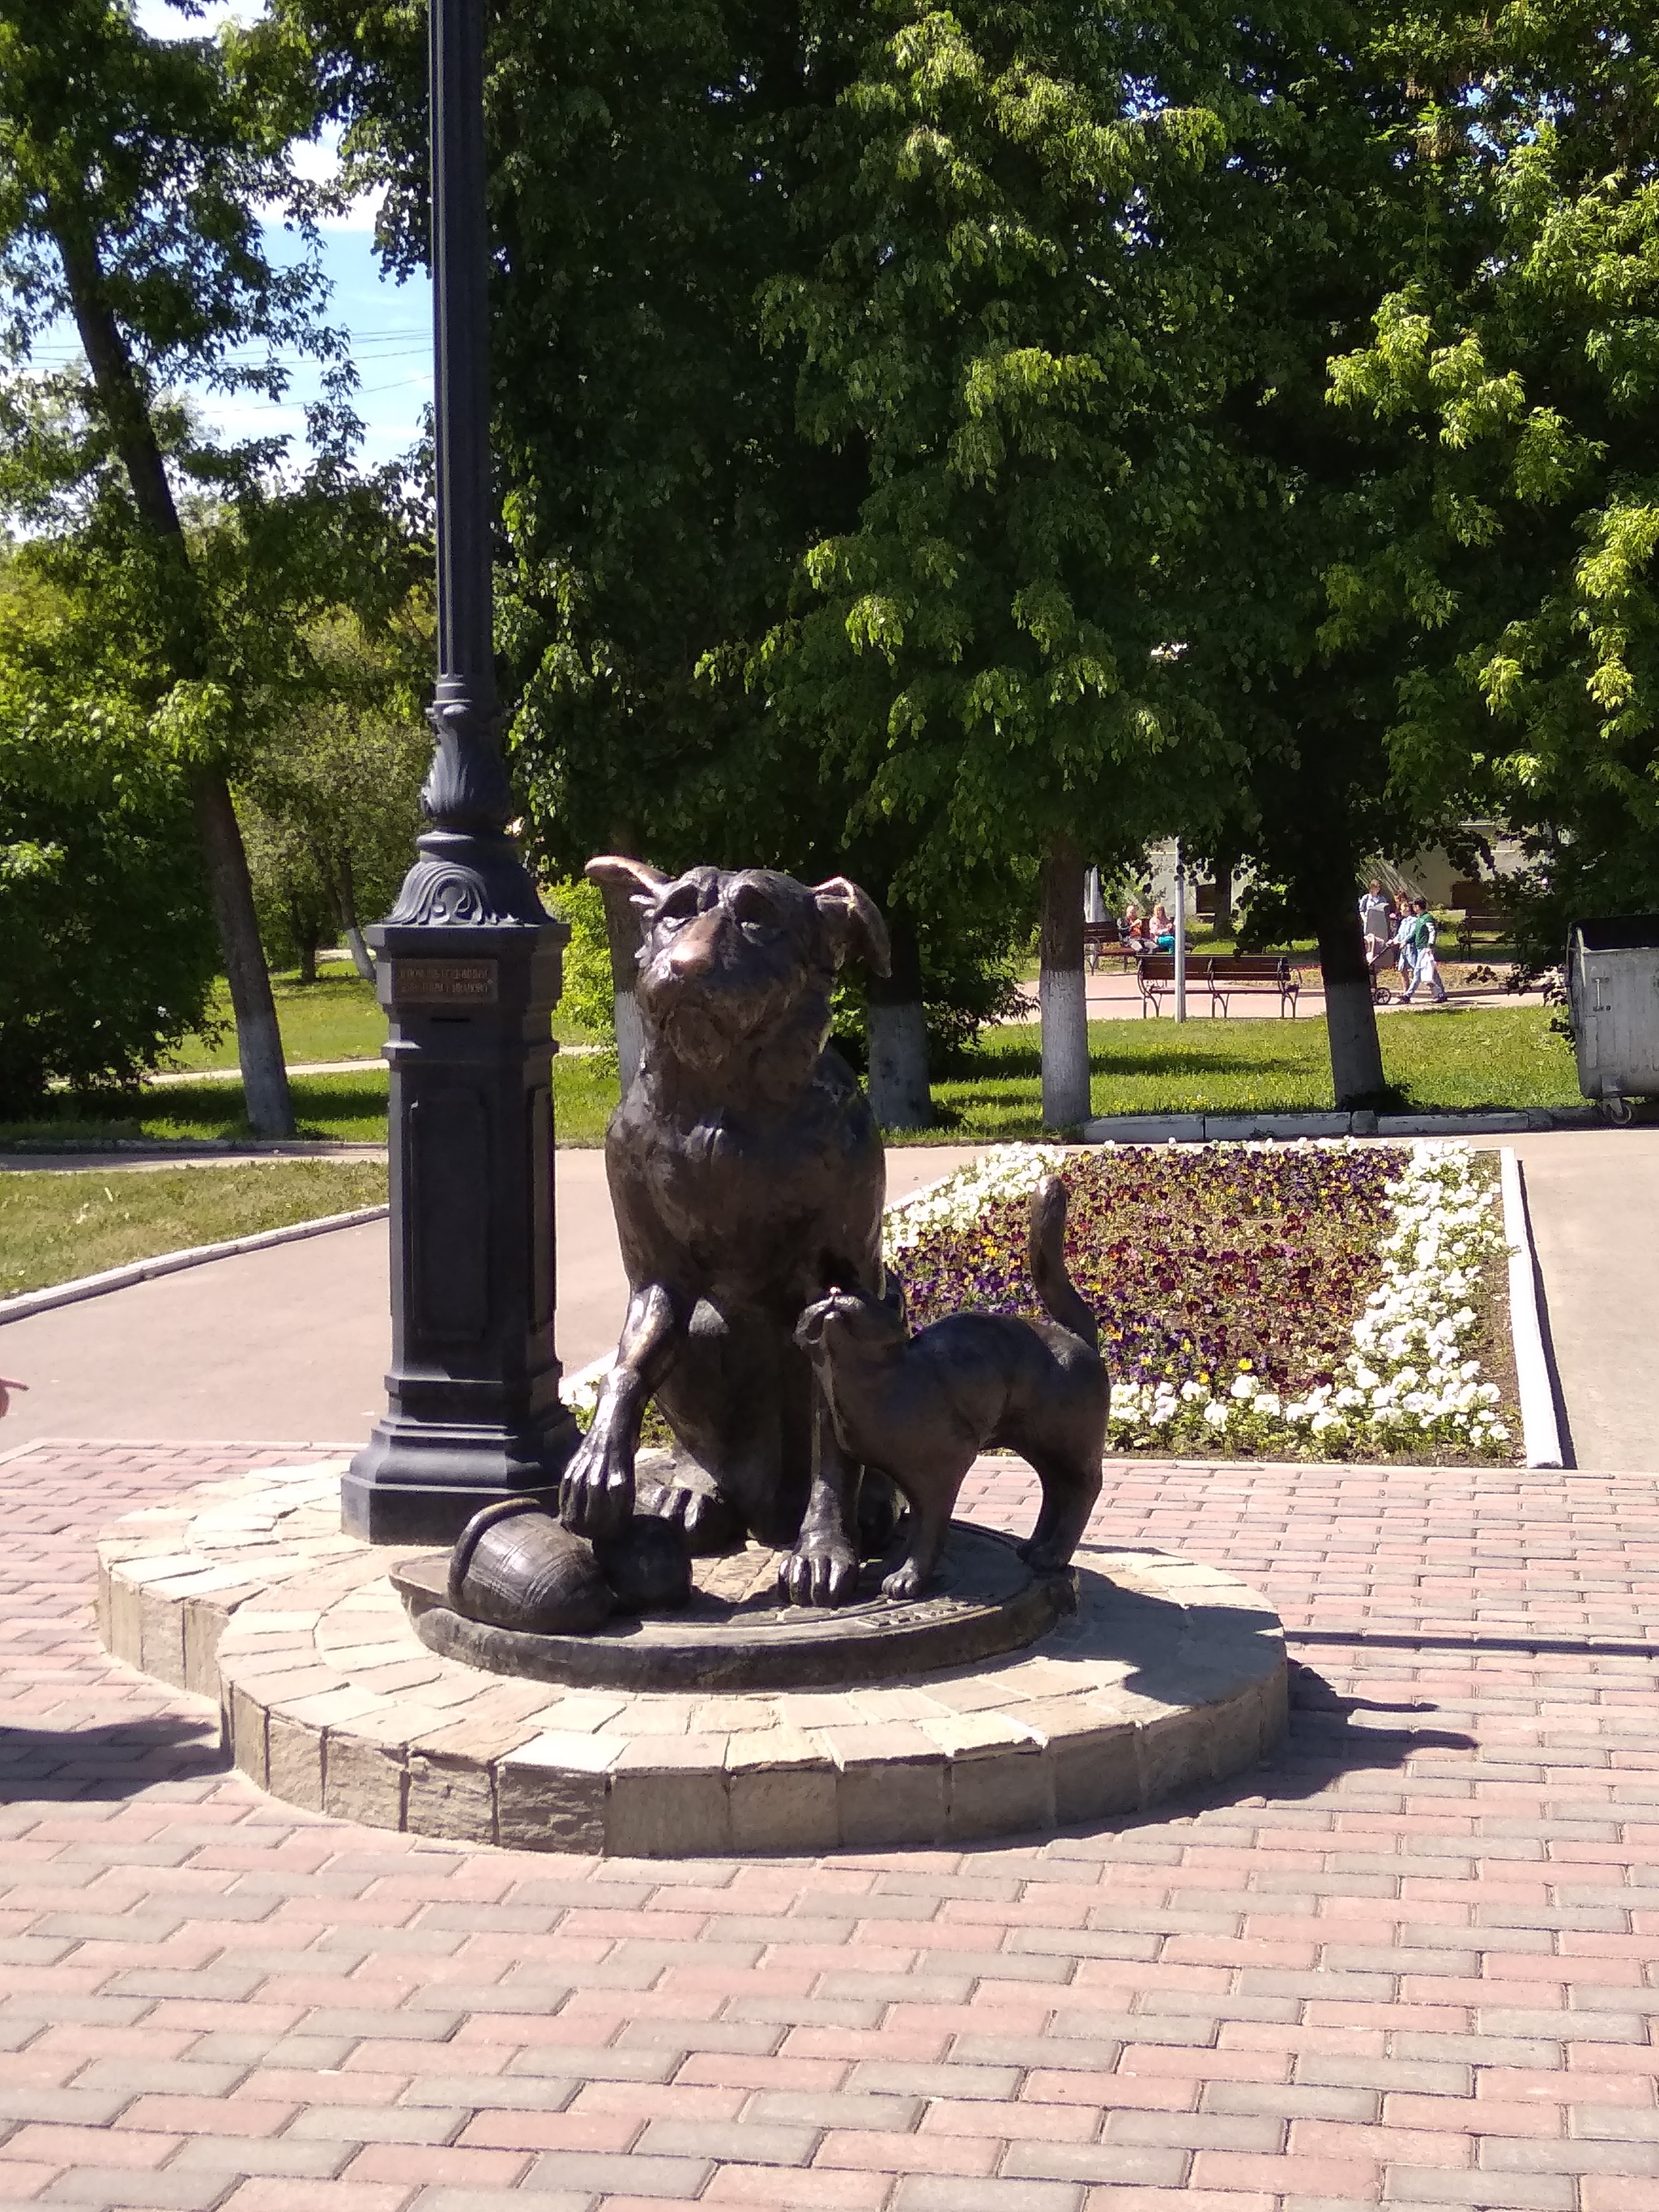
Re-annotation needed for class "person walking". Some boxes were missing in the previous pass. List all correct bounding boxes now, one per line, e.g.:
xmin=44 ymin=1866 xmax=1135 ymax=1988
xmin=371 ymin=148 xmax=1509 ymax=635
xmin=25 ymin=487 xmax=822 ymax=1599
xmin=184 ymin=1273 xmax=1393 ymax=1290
xmin=1396 ymin=901 xmax=1426 ymax=1001
xmin=1414 ymin=900 xmax=1448 ymax=1004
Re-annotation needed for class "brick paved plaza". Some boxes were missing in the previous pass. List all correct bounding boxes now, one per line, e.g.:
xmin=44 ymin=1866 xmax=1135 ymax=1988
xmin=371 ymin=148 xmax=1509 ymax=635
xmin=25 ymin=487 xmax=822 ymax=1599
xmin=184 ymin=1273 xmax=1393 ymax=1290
xmin=3 ymin=1434 xmax=1657 ymax=2210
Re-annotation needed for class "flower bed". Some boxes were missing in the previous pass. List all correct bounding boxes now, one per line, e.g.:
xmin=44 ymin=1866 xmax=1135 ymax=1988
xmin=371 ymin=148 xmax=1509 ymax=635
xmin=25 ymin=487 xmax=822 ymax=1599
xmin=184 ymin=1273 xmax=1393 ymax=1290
xmin=886 ymin=1140 xmax=1514 ymax=1460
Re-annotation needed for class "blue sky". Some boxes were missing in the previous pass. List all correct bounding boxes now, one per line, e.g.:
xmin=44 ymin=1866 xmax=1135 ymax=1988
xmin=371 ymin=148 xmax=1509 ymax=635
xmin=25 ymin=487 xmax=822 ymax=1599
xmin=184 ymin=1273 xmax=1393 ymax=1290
xmin=124 ymin=0 xmax=434 ymax=471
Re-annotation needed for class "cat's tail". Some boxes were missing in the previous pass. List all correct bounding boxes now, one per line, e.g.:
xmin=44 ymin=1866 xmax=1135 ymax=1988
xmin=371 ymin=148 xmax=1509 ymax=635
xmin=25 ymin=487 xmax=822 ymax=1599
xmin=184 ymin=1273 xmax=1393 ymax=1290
xmin=1028 ymin=1175 xmax=1098 ymax=1351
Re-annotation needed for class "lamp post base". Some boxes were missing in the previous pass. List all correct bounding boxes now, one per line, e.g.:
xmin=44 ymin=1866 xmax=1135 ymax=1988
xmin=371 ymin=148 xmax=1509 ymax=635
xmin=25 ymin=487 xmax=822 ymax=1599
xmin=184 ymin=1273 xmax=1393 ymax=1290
xmin=343 ymin=1408 xmax=578 ymax=1545
xmin=343 ymin=911 xmax=580 ymax=1547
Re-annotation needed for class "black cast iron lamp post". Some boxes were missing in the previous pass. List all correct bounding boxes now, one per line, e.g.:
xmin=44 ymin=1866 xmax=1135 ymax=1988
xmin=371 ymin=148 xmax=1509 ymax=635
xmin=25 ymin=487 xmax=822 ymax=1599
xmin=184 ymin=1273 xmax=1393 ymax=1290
xmin=341 ymin=0 xmax=578 ymax=1541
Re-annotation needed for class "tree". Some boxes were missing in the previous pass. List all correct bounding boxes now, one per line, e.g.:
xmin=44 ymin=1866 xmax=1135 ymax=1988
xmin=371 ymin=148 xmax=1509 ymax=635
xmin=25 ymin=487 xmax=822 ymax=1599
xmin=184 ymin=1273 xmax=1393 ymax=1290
xmin=1111 ymin=2 xmax=1497 ymax=1107
xmin=240 ymin=620 xmax=431 ymax=981
xmin=0 ymin=552 xmax=219 ymax=1113
xmin=284 ymin=0 xmax=1088 ymax=1124
xmin=740 ymin=0 xmax=1252 ymax=1127
xmin=1321 ymin=1 xmax=1659 ymax=972
xmin=0 ymin=0 xmax=407 ymax=1134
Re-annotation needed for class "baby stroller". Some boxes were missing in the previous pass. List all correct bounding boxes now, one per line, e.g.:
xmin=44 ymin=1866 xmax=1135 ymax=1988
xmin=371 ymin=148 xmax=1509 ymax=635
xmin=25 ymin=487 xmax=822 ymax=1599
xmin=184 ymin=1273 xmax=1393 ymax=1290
xmin=1365 ymin=931 xmax=1394 ymax=1005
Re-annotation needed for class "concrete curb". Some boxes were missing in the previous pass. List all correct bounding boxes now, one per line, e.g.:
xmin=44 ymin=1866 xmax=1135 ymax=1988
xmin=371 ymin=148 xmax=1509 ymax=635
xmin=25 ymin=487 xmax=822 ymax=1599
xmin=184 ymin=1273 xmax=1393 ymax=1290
xmin=1 ymin=1139 xmax=388 ymax=1164
xmin=1081 ymin=1106 xmax=1599 ymax=1144
xmin=1499 ymin=1149 xmax=1566 ymax=1471
xmin=0 ymin=1205 xmax=389 ymax=1328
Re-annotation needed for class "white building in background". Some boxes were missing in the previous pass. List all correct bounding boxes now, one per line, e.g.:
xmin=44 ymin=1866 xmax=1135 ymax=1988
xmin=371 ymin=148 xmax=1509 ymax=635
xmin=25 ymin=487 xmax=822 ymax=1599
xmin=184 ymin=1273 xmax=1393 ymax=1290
xmin=1098 ymin=827 xmax=1525 ymax=927
xmin=1376 ymin=829 xmax=1528 ymax=910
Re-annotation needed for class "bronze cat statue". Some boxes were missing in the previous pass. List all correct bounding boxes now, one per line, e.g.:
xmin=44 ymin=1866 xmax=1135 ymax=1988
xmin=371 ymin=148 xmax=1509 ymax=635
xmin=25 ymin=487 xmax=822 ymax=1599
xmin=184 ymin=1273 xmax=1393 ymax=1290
xmin=795 ymin=1178 xmax=1107 ymax=1599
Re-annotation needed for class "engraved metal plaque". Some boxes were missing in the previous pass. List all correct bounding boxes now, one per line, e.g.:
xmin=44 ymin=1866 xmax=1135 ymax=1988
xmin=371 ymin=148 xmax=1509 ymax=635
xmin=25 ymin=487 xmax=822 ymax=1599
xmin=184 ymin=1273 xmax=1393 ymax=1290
xmin=393 ymin=959 xmax=498 ymax=1006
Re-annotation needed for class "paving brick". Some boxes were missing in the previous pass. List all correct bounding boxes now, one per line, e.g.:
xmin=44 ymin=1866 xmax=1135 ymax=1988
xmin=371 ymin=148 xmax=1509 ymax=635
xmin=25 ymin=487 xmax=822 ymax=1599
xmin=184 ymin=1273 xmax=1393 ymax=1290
xmin=1103 ymin=2111 xmax=1284 ymax=2152
xmin=287 ymin=2106 xmax=470 ymax=2143
xmin=36 ymin=2172 xmax=233 ymax=2210
xmin=702 ymin=2167 xmax=892 ymax=2206
xmin=0 ymin=2126 xmax=180 ymax=2171
xmin=1000 ymin=2142 xmax=1189 ymax=2186
xmin=215 ymin=2182 xmax=415 ymax=2212
xmin=343 ymin=2144 xmax=531 ymax=2187
xmin=890 ymin=2179 xmax=1086 ymax=2210
xmin=813 ymin=2127 xmax=1000 ymax=2176
xmin=633 ymin=2118 xmax=821 ymax=2164
xmin=1381 ymin=2172 xmax=1576 ymax=2209
xmin=745 ymin=2091 xmax=923 ymax=2133
xmin=0 ymin=2088 xmax=133 ymax=2129
xmin=168 ymin=2135 xmax=357 ymax=2177
xmin=407 ymin=2192 xmax=591 ymax=2212
xmin=849 ymin=2062 xmax=1021 ymax=2100
xmin=522 ymin=2150 xmax=713 ymax=2195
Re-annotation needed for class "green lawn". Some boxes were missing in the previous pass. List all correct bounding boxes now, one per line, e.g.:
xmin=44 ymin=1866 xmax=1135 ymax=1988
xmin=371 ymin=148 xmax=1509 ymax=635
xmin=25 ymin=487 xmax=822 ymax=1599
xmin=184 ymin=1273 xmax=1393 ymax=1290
xmin=1 ymin=1161 xmax=390 ymax=1298
xmin=2 ymin=1003 xmax=1580 ymax=1153
xmin=164 ymin=967 xmax=601 ymax=1072
xmin=927 ymin=1004 xmax=1580 ymax=1139
xmin=0 ymin=1052 xmax=617 ymax=1150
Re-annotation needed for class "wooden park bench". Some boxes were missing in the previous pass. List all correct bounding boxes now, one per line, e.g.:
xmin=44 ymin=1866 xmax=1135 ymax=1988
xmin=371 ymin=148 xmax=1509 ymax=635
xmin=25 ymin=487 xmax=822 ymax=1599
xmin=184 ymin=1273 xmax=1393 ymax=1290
xmin=1450 ymin=880 xmax=1511 ymax=955
xmin=1136 ymin=953 xmax=1300 ymax=1017
xmin=1456 ymin=909 xmax=1509 ymax=954
xmin=1205 ymin=953 xmax=1299 ymax=1017
xmin=1083 ymin=921 xmax=1138 ymax=973
xmin=1135 ymin=954 xmax=1178 ymax=1012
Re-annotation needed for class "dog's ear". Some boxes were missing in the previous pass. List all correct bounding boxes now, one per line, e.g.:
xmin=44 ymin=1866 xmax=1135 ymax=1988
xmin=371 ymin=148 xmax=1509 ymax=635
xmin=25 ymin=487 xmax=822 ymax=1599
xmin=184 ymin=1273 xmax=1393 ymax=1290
xmin=585 ymin=854 xmax=671 ymax=910
xmin=810 ymin=877 xmax=891 ymax=978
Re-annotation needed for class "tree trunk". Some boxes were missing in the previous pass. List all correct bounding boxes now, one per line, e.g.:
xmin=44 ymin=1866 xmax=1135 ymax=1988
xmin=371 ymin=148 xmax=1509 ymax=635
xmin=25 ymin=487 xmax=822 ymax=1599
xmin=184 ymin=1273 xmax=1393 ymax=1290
xmin=53 ymin=204 xmax=293 ymax=1134
xmin=194 ymin=770 xmax=295 ymax=1136
xmin=596 ymin=842 xmax=649 ymax=1090
xmin=337 ymin=852 xmax=377 ymax=982
xmin=292 ymin=906 xmax=319 ymax=985
xmin=1040 ymin=829 xmax=1090 ymax=1129
xmin=343 ymin=927 xmax=376 ymax=983
xmin=1213 ymin=846 xmax=1240 ymax=936
xmin=866 ymin=904 xmax=931 ymax=1129
xmin=1312 ymin=876 xmax=1386 ymax=1108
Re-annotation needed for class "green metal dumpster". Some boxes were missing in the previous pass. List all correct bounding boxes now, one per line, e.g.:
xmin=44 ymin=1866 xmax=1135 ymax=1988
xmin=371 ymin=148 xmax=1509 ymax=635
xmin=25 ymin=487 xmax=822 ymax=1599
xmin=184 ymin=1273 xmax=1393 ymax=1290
xmin=1566 ymin=915 xmax=1659 ymax=1122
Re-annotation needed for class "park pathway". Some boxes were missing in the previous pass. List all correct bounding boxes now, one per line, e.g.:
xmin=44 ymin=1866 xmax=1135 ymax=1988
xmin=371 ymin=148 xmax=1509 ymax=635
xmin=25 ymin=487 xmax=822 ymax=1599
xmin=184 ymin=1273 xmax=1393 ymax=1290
xmin=0 ymin=1132 xmax=1653 ymax=1472
xmin=2 ymin=1434 xmax=1657 ymax=2210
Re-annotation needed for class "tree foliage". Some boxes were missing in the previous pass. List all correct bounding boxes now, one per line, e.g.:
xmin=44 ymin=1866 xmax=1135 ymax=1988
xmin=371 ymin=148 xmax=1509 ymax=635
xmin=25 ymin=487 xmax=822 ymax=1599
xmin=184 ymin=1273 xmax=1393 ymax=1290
xmin=0 ymin=550 xmax=219 ymax=1111
xmin=1325 ymin=1 xmax=1659 ymax=964
xmin=240 ymin=617 xmax=431 ymax=978
xmin=0 ymin=0 xmax=420 ymax=1129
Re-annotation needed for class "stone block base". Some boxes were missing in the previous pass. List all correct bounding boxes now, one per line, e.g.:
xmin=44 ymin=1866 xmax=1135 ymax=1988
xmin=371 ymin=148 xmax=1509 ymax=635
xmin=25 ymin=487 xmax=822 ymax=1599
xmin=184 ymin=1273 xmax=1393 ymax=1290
xmin=97 ymin=1462 xmax=1287 ymax=1856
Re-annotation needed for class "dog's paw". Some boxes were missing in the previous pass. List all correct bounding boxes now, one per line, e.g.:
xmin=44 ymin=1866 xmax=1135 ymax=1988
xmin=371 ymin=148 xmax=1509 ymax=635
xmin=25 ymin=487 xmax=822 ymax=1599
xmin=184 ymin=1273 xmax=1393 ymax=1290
xmin=557 ymin=1436 xmax=634 ymax=1543
xmin=1016 ymin=1536 xmax=1054 ymax=1566
xmin=880 ymin=1559 xmax=928 ymax=1602
xmin=663 ymin=1485 xmax=747 ymax=1556
xmin=778 ymin=1528 xmax=859 ymax=1609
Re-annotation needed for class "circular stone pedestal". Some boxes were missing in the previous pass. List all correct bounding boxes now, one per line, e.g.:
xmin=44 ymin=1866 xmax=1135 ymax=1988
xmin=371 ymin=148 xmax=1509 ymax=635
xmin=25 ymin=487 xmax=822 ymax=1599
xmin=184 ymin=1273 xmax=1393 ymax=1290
xmin=394 ymin=1524 xmax=1075 ymax=1692
xmin=96 ymin=1462 xmax=1288 ymax=1856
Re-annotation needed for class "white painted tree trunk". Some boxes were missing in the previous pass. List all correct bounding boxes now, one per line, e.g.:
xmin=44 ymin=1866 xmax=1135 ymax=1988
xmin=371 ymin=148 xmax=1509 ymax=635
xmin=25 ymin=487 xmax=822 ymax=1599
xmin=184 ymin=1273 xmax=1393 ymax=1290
xmin=614 ymin=988 xmax=644 ymax=1094
xmin=1040 ymin=965 xmax=1090 ymax=1127
xmin=343 ymin=925 xmax=376 ymax=982
xmin=1040 ymin=829 xmax=1090 ymax=1128
xmin=868 ymin=999 xmax=931 ymax=1128
xmin=1324 ymin=976 xmax=1385 ymax=1106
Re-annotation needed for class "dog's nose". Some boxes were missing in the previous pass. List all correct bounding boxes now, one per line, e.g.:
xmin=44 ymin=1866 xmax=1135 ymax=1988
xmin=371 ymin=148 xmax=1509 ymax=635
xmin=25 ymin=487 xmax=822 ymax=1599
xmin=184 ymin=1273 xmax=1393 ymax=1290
xmin=663 ymin=909 xmax=723 ymax=978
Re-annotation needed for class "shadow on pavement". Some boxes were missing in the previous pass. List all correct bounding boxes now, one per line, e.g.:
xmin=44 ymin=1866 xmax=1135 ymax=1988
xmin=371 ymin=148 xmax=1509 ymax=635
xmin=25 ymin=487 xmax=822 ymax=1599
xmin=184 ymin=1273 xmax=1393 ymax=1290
xmin=0 ymin=1711 xmax=227 ymax=1802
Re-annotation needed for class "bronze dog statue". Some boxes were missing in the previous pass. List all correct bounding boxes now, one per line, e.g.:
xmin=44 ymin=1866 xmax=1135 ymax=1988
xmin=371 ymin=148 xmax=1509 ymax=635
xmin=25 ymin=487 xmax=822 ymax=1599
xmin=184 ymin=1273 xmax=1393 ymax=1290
xmin=795 ymin=1177 xmax=1107 ymax=1599
xmin=557 ymin=859 xmax=893 ymax=1606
